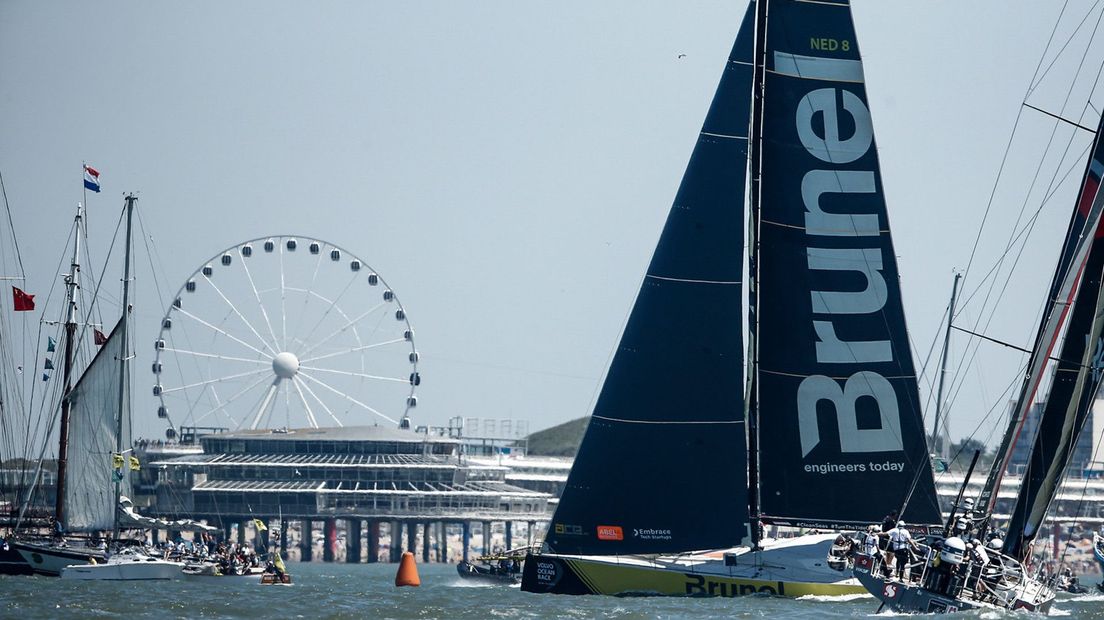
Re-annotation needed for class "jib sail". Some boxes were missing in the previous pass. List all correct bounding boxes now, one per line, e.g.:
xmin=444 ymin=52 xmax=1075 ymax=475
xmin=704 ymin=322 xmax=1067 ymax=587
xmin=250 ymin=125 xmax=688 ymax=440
xmin=543 ymin=3 xmax=755 ymax=555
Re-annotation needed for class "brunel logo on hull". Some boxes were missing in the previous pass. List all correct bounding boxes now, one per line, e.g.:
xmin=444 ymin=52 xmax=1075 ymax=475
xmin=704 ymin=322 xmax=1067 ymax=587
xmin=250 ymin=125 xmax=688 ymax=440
xmin=775 ymin=50 xmax=905 ymax=460
xmin=685 ymin=574 xmax=786 ymax=597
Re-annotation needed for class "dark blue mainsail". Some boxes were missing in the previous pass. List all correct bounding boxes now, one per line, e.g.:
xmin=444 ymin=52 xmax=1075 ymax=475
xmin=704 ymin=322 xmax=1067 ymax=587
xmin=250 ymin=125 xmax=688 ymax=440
xmin=750 ymin=0 xmax=941 ymax=528
xmin=543 ymin=4 xmax=754 ymax=555
xmin=1002 ymin=116 xmax=1104 ymax=561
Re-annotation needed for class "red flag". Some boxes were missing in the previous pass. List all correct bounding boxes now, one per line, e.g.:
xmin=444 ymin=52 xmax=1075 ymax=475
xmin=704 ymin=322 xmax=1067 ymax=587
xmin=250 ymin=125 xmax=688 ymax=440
xmin=12 ymin=287 xmax=34 ymax=311
xmin=94 ymin=329 xmax=107 ymax=345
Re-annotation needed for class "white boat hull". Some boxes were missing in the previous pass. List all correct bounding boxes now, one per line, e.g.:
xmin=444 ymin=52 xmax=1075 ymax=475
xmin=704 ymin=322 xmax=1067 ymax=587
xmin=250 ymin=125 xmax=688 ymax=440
xmin=61 ymin=557 xmax=183 ymax=580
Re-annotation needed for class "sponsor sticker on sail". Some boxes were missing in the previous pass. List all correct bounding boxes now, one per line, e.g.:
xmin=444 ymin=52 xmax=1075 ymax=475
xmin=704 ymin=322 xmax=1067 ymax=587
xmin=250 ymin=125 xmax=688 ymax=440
xmin=596 ymin=525 xmax=623 ymax=541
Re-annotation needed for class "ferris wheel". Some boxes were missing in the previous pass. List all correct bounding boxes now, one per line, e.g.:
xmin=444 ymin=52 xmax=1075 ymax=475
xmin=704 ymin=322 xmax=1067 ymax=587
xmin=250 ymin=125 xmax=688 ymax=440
xmin=152 ymin=236 xmax=419 ymax=434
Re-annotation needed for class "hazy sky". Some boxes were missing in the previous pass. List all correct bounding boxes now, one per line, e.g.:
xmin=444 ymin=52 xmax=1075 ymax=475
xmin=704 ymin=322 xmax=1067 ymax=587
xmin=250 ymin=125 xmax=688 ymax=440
xmin=2 ymin=1 xmax=1102 ymax=449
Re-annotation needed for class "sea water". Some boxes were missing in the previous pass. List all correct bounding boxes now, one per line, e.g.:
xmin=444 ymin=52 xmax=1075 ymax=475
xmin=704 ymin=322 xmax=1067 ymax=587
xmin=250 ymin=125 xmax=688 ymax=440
xmin=1 ymin=562 xmax=1101 ymax=619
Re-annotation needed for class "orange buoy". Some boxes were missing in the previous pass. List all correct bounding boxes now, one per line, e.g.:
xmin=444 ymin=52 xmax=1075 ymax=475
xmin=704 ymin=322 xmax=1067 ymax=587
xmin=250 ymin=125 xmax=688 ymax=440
xmin=395 ymin=551 xmax=421 ymax=587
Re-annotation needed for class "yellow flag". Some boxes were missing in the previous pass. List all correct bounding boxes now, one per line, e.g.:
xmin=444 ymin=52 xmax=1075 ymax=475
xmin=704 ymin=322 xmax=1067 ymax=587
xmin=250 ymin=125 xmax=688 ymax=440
xmin=128 ymin=456 xmax=141 ymax=471
xmin=254 ymin=518 xmax=267 ymax=532
xmin=112 ymin=453 xmax=124 ymax=469
xmin=274 ymin=551 xmax=286 ymax=573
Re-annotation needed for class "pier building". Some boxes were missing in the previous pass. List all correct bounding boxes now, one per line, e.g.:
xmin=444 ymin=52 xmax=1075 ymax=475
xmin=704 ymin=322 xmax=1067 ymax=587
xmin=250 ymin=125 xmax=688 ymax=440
xmin=146 ymin=425 xmax=551 ymax=562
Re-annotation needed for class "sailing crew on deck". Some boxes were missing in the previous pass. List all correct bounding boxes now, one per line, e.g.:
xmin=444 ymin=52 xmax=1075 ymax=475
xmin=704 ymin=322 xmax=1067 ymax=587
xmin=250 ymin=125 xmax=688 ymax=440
xmin=887 ymin=521 xmax=918 ymax=581
xmin=879 ymin=510 xmax=899 ymax=553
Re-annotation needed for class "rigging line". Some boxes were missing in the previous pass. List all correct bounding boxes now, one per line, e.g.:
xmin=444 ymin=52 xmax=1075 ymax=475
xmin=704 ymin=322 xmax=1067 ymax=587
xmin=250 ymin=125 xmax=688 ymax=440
xmin=954 ymin=3 xmax=1079 ymax=309
xmin=942 ymin=139 xmax=1093 ymax=422
xmin=23 ymin=221 xmax=77 ymax=455
xmin=1023 ymin=102 xmax=1096 ymax=133
xmin=1026 ymin=0 xmax=1103 ymax=98
xmin=0 ymin=170 xmax=25 ymax=278
xmin=943 ymin=103 xmax=1095 ymax=417
xmin=951 ymin=144 xmax=1088 ymax=316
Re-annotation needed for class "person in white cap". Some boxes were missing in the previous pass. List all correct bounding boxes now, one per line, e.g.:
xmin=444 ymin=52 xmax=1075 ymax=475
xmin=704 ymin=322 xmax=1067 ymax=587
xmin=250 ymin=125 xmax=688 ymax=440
xmin=887 ymin=520 xmax=917 ymax=580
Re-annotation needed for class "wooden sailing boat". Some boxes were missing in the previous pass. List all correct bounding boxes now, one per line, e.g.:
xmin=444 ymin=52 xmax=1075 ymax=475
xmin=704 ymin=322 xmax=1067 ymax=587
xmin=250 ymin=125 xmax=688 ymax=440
xmin=521 ymin=0 xmax=941 ymax=597
xmin=13 ymin=195 xmax=187 ymax=578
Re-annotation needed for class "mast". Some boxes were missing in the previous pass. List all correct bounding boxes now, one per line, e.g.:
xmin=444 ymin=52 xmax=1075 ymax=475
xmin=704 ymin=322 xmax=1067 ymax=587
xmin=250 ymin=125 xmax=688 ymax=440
xmin=745 ymin=0 xmax=768 ymax=550
xmin=53 ymin=204 xmax=83 ymax=530
xmin=111 ymin=195 xmax=136 ymax=540
xmin=932 ymin=273 xmax=960 ymax=461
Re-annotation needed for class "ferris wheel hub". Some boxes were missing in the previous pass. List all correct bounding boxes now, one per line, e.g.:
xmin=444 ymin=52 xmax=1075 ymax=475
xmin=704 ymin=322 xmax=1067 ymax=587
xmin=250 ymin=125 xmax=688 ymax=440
xmin=272 ymin=351 xmax=300 ymax=379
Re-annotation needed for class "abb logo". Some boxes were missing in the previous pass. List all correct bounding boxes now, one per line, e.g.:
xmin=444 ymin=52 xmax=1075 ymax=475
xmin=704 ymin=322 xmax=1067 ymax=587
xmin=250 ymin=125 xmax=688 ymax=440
xmin=596 ymin=526 xmax=623 ymax=541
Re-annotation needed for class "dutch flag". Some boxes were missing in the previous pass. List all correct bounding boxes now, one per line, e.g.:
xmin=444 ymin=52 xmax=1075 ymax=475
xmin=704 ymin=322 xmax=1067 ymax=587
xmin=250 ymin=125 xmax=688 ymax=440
xmin=84 ymin=164 xmax=101 ymax=193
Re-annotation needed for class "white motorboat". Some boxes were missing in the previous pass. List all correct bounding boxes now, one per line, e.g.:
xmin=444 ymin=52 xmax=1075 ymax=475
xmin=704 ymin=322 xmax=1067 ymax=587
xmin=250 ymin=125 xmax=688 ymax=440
xmin=60 ymin=548 xmax=183 ymax=581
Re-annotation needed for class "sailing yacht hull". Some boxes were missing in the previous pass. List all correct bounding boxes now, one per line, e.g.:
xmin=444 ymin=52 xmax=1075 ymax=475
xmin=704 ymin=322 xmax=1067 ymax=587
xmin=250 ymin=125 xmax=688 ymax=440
xmin=851 ymin=553 xmax=1053 ymax=613
xmin=521 ymin=534 xmax=865 ymax=597
xmin=10 ymin=540 xmax=104 ymax=576
xmin=0 ymin=544 xmax=33 ymax=575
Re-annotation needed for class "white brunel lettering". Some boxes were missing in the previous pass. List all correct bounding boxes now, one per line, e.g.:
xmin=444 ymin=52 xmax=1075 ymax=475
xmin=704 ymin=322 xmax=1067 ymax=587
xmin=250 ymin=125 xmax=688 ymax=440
xmin=785 ymin=55 xmax=903 ymax=459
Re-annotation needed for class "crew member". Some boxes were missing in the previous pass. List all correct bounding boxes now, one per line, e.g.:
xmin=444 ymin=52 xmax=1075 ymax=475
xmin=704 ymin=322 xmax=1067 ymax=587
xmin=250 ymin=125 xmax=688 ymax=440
xmin=887 ymin=520 xmax=917 ymax=581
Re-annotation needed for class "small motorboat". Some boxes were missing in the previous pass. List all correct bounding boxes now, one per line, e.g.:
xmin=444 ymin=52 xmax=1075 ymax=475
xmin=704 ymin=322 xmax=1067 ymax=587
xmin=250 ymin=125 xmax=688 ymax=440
xmin=60 ymin=547 xmax=184 ymax=581
xmin=457 ymin=551 xmax=523 ymax=585
xmin=182 ymin=560 xmax=222 ymax=576
xmin=259 ymin=551 xmax=291 ymax=585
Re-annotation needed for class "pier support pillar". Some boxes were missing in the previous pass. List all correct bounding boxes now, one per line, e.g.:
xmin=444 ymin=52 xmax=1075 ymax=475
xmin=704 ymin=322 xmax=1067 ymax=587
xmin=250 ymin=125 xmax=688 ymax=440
xmin=483 ymin=521 xmax=492 ymax=555
xmin=300 ymin=519 xmax=313 ymax=562
xmin=505 ymin=521 xmax=513 ymax=551
xmin=390 ymin=521 xmax=402 ymax=563
xmin=406 ymin=521 xmax=416 ymax=553
xmin=346 ymin=519 xmax=362 ymax=563
xmin=367 ymin=521 xmax=380 ymax=563
xmin=462 ymin=521 xmax=471 ymax=563
xmin=280 ymin=519 xmax=288 ymax=556
xmin=323 ymin=518 xmax=337 ymax=562
xmin=438 ymin=522 xmax=447 ymax=562
xmin=422 ymin=522 xmax=431 ymax=563
xmin=527 ymin=521 xmax=535 ymax=547
xmin=237 ymin=521 xmax=247 ymax=546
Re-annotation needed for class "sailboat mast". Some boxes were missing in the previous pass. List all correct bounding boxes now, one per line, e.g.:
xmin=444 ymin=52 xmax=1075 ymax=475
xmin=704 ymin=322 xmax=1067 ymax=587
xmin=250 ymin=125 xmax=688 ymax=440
xmin=745 ymin=0 xmax=768 ymax=549
xmin=111 ymin=195 xmax=135 ymax=540
xmin=53 ymin=204 xmax=83 ymax=529
xmin=932 ymin=273 xmax=960 ymax=461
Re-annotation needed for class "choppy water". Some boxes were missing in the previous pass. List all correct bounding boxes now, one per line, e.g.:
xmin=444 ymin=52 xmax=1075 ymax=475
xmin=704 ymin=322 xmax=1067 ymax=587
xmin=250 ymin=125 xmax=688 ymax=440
xmin=1 ymin=563 xmax=1101 ymax=619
